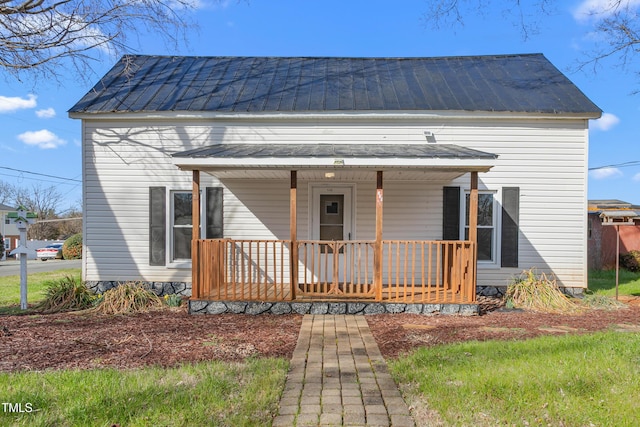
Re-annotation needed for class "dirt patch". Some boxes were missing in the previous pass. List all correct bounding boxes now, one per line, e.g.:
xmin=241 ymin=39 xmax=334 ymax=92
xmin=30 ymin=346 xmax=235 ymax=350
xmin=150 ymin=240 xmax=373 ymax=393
xmin=1 ymin=299 xmax=640 ymax=371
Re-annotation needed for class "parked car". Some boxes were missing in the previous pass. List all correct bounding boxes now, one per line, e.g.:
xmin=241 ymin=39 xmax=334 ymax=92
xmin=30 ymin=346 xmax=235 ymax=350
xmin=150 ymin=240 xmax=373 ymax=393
xmin=36 ymin=243 xmax=64 ymax=261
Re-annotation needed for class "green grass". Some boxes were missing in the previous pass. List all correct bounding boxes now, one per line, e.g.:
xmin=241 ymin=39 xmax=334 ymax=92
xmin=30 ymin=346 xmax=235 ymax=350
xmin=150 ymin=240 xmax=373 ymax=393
xmin=589 ymin=269 xmax=640 ymax=296
xmin=0 ymin=268 xmax=81 ymax=314
xmin=389 ymin=331 xmax=640 ymax=426
xmin=0 ymin=358 xmax=288 ymax=427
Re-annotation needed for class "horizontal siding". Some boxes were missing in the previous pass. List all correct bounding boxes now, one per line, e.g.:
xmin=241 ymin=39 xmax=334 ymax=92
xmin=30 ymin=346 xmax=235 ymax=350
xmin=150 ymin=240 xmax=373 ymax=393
xmin=82 ymin=116 xmax=588 ymax=288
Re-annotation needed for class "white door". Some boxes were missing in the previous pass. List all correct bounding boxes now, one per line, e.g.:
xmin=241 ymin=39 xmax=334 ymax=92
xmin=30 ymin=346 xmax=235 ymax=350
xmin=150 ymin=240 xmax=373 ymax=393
xmin=309 ymin=185 xmax=354 ymax=291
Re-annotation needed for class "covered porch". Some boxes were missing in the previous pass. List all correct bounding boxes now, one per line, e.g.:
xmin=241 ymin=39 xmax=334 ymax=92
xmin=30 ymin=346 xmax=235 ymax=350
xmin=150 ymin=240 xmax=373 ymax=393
xmin=174 ymin=143 xmax=496 ymax=306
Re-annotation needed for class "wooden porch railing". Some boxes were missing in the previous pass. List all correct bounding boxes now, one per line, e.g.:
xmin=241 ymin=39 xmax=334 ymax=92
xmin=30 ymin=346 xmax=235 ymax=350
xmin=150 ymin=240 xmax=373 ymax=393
xmin=192 ymin=239 xmax=476 ymax=303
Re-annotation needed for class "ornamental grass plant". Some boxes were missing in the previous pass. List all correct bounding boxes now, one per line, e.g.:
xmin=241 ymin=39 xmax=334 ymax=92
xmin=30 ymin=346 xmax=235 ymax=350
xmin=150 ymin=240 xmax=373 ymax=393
xmin=90 ymin=282 xmax=165 ymax=315
xmin=505 ymin=268 xmax=581 ymax=314
xmin=34 ymin=276 xmax=97 ymax=313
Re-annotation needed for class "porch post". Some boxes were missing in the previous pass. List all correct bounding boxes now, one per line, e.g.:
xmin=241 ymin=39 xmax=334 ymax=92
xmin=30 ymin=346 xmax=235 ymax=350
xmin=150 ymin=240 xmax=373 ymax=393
xmin=290 ymin=170 xmax=298 ymax=299
xmin=468 ymin=171 xmax=479 ymax=302
xmin=469 ymin=172 xmax=478 ymax=244
xmin=375 ymin=171 xmax=383 ymax=301
xmin=192 ymin=170 xmax=201 ymax=299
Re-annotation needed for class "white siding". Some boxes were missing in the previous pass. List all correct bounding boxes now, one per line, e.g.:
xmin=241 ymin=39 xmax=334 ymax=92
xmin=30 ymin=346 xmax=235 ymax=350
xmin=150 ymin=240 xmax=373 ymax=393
xmin=82 ymin=116 xmax=588 ymax=288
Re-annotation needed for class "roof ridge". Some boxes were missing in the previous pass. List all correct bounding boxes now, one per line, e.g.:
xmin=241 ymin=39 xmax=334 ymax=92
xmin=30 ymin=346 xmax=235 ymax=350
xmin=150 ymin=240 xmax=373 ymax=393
xmin=120 ymin=53 xmax=545 ymax=61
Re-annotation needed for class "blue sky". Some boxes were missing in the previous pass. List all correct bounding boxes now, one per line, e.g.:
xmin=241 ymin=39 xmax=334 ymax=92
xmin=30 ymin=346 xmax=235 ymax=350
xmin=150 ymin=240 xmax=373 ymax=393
xmin=1 ymin=0 xmax=638 ymax=210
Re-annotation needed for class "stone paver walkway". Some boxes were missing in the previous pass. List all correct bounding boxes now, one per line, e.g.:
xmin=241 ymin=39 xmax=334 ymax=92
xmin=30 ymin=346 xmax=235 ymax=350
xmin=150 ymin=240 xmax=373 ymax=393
xmin=273 ymin=315 xmax=415 ymax=427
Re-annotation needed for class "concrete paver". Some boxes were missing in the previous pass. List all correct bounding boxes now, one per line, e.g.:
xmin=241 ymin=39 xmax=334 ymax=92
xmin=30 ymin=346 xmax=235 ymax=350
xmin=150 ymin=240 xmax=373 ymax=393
xmin=273 ymin=315 xmax=415 ymax=427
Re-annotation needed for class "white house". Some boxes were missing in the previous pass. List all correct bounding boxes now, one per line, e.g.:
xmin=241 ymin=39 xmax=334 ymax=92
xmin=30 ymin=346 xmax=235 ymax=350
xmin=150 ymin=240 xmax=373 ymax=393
xmin=69 ymin=54 xmax=601 ymax=313
xmin=0 ymin=202 xmax=19 ymax=259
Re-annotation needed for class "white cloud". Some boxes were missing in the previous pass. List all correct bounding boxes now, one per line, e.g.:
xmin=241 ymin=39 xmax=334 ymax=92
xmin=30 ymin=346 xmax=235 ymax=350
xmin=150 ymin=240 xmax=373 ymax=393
xmin=0 ymin=94 xmax=37 ymax=113
xmin=633 ymin=172 xmax=640 ymax=182
xmin=36 ymin=108 xmax=56 ymax=119
xmin=17 ymin=129 xmax=67 ymax=149
xmin=573 ymin=0 xmax=640 ymax=23
xmin=591 ymin=112 xmax=620 ymax=131
xmin=590 ymin=167 xmax=623 ymax=179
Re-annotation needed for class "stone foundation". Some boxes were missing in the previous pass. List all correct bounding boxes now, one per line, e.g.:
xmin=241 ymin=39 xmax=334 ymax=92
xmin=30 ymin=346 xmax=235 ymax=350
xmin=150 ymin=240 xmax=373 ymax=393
xmin=478 ymin=285 xmax=585 ymax=298
xmin=189 ymin=300 xmax=479 ymax=316
xmin=85 ymin=281 xmax=190 ymax=297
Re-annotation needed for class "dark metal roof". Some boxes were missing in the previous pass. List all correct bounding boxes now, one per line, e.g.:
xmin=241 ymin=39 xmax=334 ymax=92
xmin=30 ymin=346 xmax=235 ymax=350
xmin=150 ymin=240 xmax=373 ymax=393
xmin=173 ymin=143 xmax=497 ymax=160
xmin=70 ymin=54 xmax=601 ymax=116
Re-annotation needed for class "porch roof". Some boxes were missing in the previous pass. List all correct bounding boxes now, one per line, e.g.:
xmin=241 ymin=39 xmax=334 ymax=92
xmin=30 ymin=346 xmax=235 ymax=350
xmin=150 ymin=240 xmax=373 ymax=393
xmin=172 ymin=143 xmax=497 ymax=174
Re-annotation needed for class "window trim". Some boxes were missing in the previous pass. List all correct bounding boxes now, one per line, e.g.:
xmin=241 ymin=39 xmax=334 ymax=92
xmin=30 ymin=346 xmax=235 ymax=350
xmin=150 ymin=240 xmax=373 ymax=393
xmin=167 ymin=189 xmax=203 ymax=267
xmin=461 ymin=189 xmax=500 ymax=268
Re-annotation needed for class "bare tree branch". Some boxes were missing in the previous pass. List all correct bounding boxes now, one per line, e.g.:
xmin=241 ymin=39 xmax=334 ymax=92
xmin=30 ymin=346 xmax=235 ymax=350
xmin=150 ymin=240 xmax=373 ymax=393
xmin=0 ymin=0 xmax=200 ymax=83
xmin=422 ymin=0 xmax=640 ymax=85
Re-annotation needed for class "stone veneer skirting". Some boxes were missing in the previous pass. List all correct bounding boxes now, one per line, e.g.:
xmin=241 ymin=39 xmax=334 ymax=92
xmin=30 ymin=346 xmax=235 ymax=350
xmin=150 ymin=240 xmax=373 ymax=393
xmin=85 ymin=281 xmax=191 ymax=296
xmin=189 ymin=300 xmax=479 ymax=316
xmin=85 ymin=281 xmax=582 ymax=313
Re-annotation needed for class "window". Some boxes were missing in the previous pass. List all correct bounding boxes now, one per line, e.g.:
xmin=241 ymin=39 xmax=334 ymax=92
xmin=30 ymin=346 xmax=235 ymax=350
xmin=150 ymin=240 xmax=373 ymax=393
xmin=464 ymin=193 xmax=497 ymax=262
xmin=171 ymin=191 xmax=199 ymax=261
xmin=149 ymin=186 xmax=222 ymax=267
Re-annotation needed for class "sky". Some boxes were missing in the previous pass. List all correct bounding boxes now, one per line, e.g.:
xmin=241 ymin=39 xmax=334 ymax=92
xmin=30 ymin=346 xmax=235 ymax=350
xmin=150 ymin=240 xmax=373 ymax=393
xmin=0 ymin=0 xmax=639 ymax=211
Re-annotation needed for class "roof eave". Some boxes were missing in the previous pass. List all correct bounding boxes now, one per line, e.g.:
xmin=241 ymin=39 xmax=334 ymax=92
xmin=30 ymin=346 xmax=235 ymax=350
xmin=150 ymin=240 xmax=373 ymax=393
xmin=172 ymin=156 xmax=495 ymax=173
xmin=69 ymin=110 xmax=602 ymax=121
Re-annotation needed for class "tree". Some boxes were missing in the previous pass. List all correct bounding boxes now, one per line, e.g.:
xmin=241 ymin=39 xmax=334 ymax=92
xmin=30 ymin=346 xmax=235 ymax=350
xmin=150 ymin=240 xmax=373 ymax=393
xmin=11 ymin=183 xmax=64 ymax=239
xmin=0 ymin=0 xmax=199 ymax=83
xmin=423 ymin=0 xmax=640 ymax=79
xmin=0 ymin=180 xmax=12 ymax=205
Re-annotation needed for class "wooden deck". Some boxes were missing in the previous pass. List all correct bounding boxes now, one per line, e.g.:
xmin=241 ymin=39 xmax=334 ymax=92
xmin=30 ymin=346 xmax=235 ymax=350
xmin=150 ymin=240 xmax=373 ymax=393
xmin=192 ymin=238 xmax=477 ymax=304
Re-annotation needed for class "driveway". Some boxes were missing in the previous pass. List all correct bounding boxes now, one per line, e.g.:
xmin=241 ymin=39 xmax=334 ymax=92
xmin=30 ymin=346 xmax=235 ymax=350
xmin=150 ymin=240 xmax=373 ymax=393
xmin=0 ymin=259 xmax=82 ymax=277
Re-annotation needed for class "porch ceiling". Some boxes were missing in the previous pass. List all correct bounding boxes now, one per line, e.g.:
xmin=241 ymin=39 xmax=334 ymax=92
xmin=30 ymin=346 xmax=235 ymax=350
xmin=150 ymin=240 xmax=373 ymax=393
xmin=172 ymin=143 xmax=497 ymax=179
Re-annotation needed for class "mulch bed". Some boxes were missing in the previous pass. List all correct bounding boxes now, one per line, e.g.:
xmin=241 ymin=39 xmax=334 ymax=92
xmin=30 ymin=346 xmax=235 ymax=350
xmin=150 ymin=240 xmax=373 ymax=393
xmin=1 ymin=298 xmax=640 ymax=372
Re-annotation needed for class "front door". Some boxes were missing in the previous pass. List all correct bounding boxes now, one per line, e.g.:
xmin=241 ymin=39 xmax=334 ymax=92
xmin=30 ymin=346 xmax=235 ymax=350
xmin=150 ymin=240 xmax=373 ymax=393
xmin=309 ymin=185 xmax=354 ymax=291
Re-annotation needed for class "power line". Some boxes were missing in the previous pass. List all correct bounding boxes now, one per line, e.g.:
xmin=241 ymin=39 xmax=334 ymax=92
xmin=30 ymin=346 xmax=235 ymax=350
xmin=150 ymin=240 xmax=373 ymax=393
xmin=588 ymin=161 xmax=640 ymax=171
xmin=0 ymin=166 xmax=82 ymax=183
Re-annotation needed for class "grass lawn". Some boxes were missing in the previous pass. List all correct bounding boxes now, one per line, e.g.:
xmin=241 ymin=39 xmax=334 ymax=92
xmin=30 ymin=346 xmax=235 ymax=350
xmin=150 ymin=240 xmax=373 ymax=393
xmin=0 ymin=358 xmax=288 ymax=427
xmin=0 ymin=268 xmax=81 ymax=314
xmin=390 ymin=331 xmax=640 ymax=427
xmin=588 ymin=269 xmax=640 ymax=296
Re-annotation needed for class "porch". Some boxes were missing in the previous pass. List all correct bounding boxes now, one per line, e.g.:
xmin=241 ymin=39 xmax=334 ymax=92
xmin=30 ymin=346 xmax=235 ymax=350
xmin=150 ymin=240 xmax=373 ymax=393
xmin=175 ymin=143 xmax=496 ymax=308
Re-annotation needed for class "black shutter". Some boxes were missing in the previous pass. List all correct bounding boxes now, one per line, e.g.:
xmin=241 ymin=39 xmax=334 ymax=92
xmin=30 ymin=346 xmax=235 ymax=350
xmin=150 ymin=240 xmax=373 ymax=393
xmin=149 ymin=187 xmax=166 ymax=266
xmin=206 ymin=187 xmax=223 ymax=238
xmin=442 ymin=187 xmax=460 ymax=240
xmin=501 ymin=187 xmax=520 ymax=267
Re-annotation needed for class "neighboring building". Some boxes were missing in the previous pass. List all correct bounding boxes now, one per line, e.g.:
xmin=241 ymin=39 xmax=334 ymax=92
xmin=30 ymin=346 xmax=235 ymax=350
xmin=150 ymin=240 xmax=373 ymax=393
xmin=69 ymin=54 xmax=601 ymax=307
xmin=0 ymin=202 xmax=19 ymax=259
xmin=588 ymin=200 xmax=640 ymax=270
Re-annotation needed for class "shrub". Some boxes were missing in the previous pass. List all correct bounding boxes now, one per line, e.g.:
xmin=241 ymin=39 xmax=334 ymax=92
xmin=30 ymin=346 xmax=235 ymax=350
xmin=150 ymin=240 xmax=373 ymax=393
xmin=620 ymin=250 xmax=640 ymax=272
xmin=581 ymin=293 xmax=627 ymax=310
xmin=91 ymin=282 xmax=164 ymax=315
xmin=62 ymin=233 xmax=83 ymax=260
xmin=506 ymin=268 xmax=581 ymax=314
xmin=35 ymin=276 xmax=96 ymax=313
xmin=164 ymin=294 xmax=183 ymax=307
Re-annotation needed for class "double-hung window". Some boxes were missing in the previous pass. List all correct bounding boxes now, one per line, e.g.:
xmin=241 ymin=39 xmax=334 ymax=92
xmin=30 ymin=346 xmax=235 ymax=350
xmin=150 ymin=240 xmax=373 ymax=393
xmin=171 ymin=191 xmax=199 ymax=261
xmin=464 ymin=192 xmax=497 ymax=263
xmin=149 ymin=186 xmax=223 ymax=267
